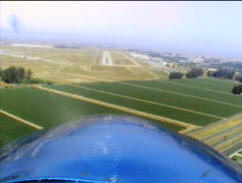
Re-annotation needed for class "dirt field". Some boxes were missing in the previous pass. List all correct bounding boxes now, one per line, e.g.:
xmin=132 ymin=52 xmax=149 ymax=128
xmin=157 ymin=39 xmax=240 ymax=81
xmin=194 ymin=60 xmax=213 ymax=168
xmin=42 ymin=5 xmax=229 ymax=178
xmin=0 ymin=46 xmax=166 ymax=84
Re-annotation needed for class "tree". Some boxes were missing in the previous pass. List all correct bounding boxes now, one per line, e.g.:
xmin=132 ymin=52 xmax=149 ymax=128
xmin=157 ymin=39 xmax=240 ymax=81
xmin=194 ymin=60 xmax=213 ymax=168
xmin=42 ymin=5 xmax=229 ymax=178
xmin=2 ymin=66 xmax=18 ymax=83
xmin=0 ymin=68 xmax=2 ymax=77
xmin=17 ymin=67 xmax=26 ymax=82
xmin=232 ymin=85 xmax=242 ymax=95
xmin=169 ymin=72 xmax=183 ymax=79
xmin=26 ymin=69 xmax=33 ymax=80
xmin=1 ymin=66 xmax=30 ymax=83
xmin=235 ymin=75 xmax=242 ymax=83
xmin=207 ymin=71 xmax=213 ymax=77
xmin=186 ymin=68 xmax=204 ymax=79
xmin=212 ymin=69 xmax=235 ymax=80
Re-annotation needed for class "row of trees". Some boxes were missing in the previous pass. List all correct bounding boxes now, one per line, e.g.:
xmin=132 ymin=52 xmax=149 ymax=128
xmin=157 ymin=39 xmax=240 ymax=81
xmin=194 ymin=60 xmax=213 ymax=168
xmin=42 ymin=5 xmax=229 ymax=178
xmin=0 ymin=66 xmax=54 ymax=85
xmin=168 ymin=67 xmax=242 ymax=95
xmin=169 ymin=72 xmax=183 ymax=79
xmin=235 ymin=75 xmax=242 ymax=83
xmin=207 ymin=69 xmax=235 ymax=80
xmin=0 ymin=66 xmax=32 ymax=83
xmin=207 ymin=68 xmax=242 ymax=90
xmin=169 ymin=68 xmax=204 ymax=79
xmin=186 ymin=68 xmax=204 ymax=78
xmin=170 ymin=68 xmax=242 ymax=83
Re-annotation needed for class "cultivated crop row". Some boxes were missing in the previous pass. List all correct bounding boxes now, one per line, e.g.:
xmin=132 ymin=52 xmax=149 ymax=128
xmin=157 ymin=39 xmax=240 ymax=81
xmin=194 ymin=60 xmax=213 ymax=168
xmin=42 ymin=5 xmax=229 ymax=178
xmin=48 ymin=85 xmax=219 ymax=126
xmin=0 ymin=114 xmax=35 ymax=146
xmin=77 ymin=82 xmax=242 ymax=118
xmin=0 ymin=88 xmax=124 ymax=128
xmin=125 ymin=80 xmax=242 ymax=106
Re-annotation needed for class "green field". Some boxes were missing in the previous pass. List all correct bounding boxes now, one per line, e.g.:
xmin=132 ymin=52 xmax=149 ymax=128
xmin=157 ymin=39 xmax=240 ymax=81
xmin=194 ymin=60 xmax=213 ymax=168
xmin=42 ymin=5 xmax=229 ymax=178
xmin=0 ymin=87 xmax=183 ymax=146
xmin=0 ymin=114 xmax=35 ymax=146
xmin=170 ymin=78 xmax=238 ymax=93
xmin=75 ymin=82 xmax=242 ymax=118
xmin=0 ymin=88 xmax=125 ymax=128
xmin=47 ymin=85 xmax=218 ymax=125
xmin=125 ymin=80 xmax=242 ymax=106
xmin=45 ymin=78 xmax=242 ymax=127
xmin=1 ymin=77 xmax=241 ymax=147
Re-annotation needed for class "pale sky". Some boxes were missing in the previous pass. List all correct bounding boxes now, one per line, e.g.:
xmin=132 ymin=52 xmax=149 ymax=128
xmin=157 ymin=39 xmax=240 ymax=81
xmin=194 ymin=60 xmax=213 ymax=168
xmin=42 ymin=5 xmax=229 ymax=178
xmin=1 ymin=1 xmax=242 ymax=59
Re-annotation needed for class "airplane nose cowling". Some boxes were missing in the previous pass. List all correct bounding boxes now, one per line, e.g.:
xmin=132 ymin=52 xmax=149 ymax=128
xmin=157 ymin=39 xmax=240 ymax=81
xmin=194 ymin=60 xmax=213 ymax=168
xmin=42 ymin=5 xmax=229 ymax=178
xmin=0 ymin=115 xmax=241 ymax=183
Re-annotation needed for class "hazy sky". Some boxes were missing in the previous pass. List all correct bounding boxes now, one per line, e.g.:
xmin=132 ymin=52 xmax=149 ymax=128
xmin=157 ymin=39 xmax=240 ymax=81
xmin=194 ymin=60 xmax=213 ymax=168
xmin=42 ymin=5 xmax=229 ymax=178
xmin=1 ymin=1 xmax=242 ymax=58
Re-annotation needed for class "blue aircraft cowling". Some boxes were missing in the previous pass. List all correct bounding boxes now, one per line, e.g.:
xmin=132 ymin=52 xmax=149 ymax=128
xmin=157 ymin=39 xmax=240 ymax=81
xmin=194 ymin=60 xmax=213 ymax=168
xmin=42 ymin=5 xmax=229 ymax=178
xmin=0 ymin=115 xmax=241 ymax=183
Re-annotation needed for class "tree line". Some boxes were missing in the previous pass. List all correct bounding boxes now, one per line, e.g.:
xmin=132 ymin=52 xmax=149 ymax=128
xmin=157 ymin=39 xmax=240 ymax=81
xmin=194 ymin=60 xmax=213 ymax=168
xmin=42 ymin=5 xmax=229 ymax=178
xmin=168 ymin=67 xmax=242 ymax=95
xmin=169 ymin=68 xmax=204 ymax=79
xmin=207 ymin=69 xmax=235 ymax=80
xmin=207 ymin=69 xmax=242 ymax=94
xmin=170 ymin=68 xmax=242 ymax=82
xmin=0 ymin=67 xmax=32 ymax=83
xmin=0 ymin=66 xmax=53 ymax=85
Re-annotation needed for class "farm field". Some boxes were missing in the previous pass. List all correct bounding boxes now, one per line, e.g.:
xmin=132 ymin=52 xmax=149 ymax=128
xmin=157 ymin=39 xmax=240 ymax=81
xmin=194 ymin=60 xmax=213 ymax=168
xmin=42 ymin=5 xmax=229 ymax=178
xmin=187 ymin=113 xmax=242 ymax=166
xmin=0 ymin=87 xmax=182 ymax=146
xmin=75 ymin=82 xmax=242 ymax=118
xmin=125 ymin=79 xmax=242 ymax=106
xmin=0 ymin=114 xmax=35 ymax=146
xmin=170 ymin=78 xmax=238 ymax=93
xmin=0 ymin=87 xmax=126 ymax=129
xmin=45 ymin=78 xmax=242 ymax=127
xmin=47 ymin=84 xmax=218 ymax=126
